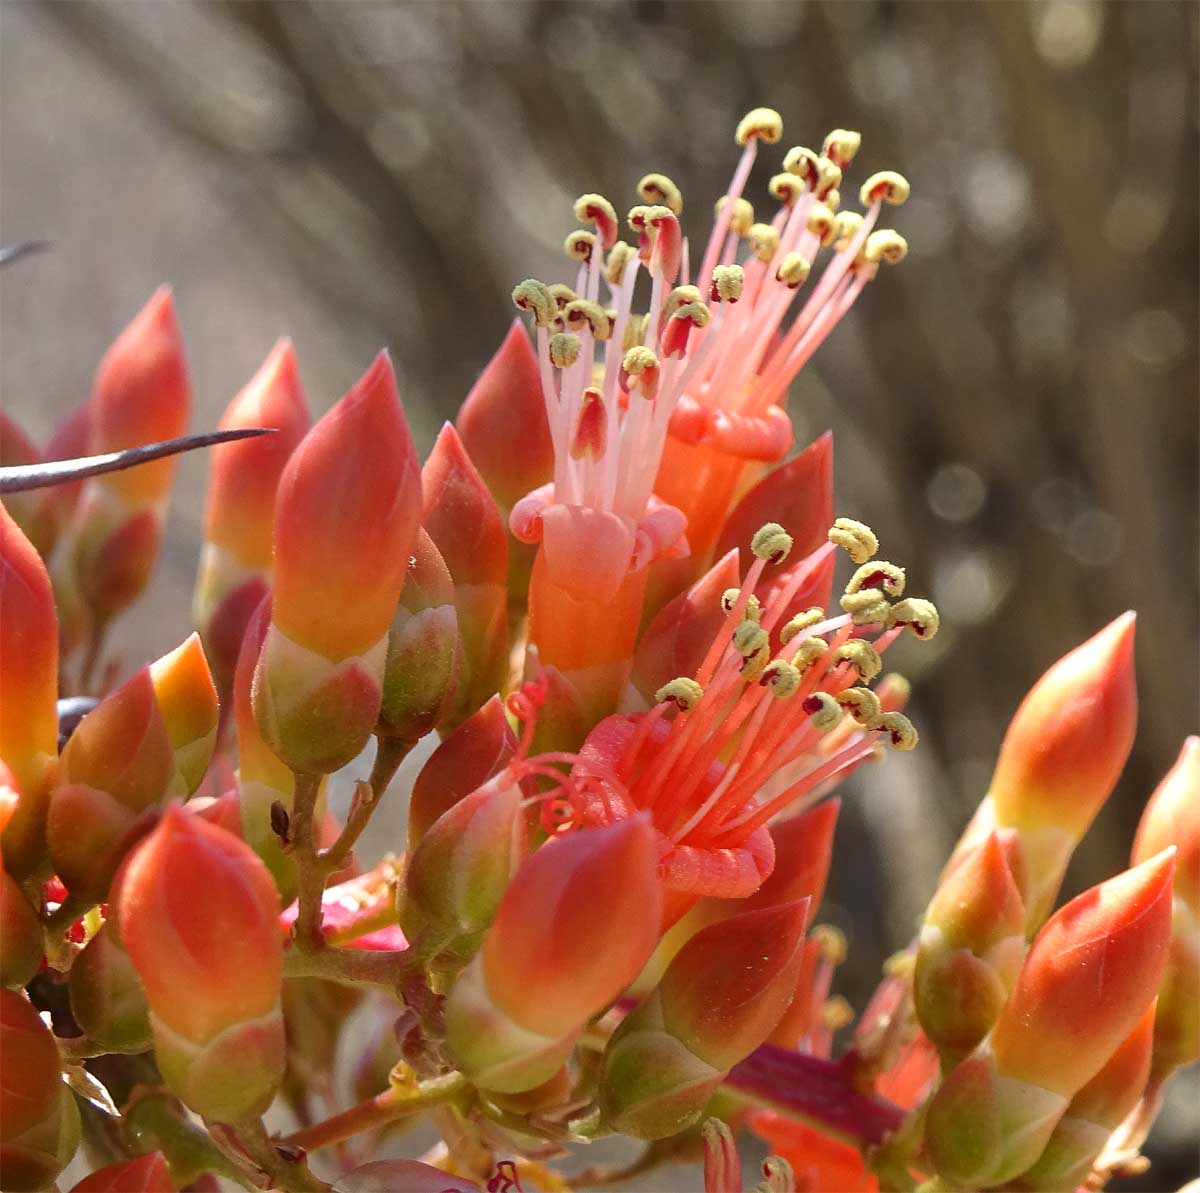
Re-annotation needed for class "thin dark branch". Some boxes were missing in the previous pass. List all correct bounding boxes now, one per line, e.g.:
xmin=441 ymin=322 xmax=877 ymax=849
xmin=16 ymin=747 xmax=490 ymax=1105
xmin=0 ymin=428 xmax=274 ymax=494
xmin=0 ymin=240 xmax=51 ymax=268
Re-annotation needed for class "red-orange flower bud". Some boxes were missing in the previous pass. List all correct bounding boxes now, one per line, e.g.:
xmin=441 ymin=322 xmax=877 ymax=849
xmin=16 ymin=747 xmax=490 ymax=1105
xmin=968 ymin=613 xmax=1138 ymax=929
xmin=70 ymin=1152 xmax=175 ymax=1193
xmin=0 ymin=503 xmax=59 ymax=876
xmin=69 ymin=289 xmax=190 ymax=621
xmin=455 ymin=320 xmax=553 ymax=512
xmin=378 ymin=529 xmax=461 ymax=743
xmin=0 ymin=868 xmax=42 ymax=989
xmin=255 ymin=353 xmax=420 ymax=774
xmin=149 ymin=633 xmax=219 ymax=795
xmin=445 ymin=816 xmax=661 ymax=1092
xmin=118 ymin=805 xmax=285 ymax=1121
xmin=422 ymin=424 xmax=509 ymax=727
xmin=0 ymin=989 xmax=80 ymax=1192
xmin=990 ymin=848 xmax=1174 ymax=1099
xmin=0 ymin=410 xmax=55 ymax=556
xmin=1132 ymin=737 xmax=1200 ymax=1076
xmin=407 ymin=694 xmax=516 ymax=847
xmin=193 ymin=340 xmax=310 ymax=690
xmin=601 ymin=899 xmax=809 ymax=1139
xmin=68 ymin=925 xmax=153 ymax=1054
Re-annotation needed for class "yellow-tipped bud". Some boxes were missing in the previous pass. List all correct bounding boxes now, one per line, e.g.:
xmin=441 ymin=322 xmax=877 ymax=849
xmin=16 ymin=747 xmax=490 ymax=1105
xmin=828 ymin=517 xmax=878 ymax=565
xmin=511 ymin=278 xmax=557 ymax=326
xmin=860 ymin=170 xmax=911 ymax=206
xmin=637 ymin=173 xmax=683 ymax=216
xmin=776 ymin=252 xmax=811 ymax=288
xmin=751 ymin=522 xmax=793 ymax=563
xmin=749 ymin=223 xmax=781 ymax=263
xmin=736 ymin=107 xmax=783 ymax=146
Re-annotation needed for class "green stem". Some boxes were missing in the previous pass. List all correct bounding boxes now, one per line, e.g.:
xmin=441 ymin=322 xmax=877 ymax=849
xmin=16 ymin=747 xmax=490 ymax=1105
xmin=219 ymin=1117 xmax=330 ymax=1192
xmin=288 ymin=771 xmax=326 ymax=952
xmin=321 ymin=735 xmax=413 ymax=872
xmin=279 ymin=1072 xmax=468 ymax=1153
xmin=283 ymin=943 xmax=417 ymax=994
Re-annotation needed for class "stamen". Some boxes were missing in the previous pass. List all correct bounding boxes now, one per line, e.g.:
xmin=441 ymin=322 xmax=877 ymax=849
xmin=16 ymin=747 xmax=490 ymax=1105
xmin=833 ymin=639 xmax=882 ymax=683
xmin=574 ymin=193 xmax=619 ymax=250
xmin=878 ymin=711 xmax=918 ymax=750
xmin=714 ymin=196 xmax=755 ymax=236
xmin=837 ymin=687 xmax=882 ymax=727
xmin=751 ymin=522 xmax=794 ymax=564
xmin=732 ymin=621 xmax=769 ymax=659
xmin=654 ymin=677 xmax=704 ymax=712
xmin=605 ymin=242 xmax=636 ymax=286
xmin=722 ymin=588 xmax=761 ymax=621
xmin=790 ymin=637 xmax=828 ymax=672
xmin=886 ymin=597 xmax=941 ymax=639
xmin=815 ymin=157 xmax=843 ymax=202
xmin=776 ymin=252 xmax=812 ymax=289
xmin=840 ymin=589 xmax=890 ymax=626
xmin=663 ymin=285 xmax=703 ymax=321
xmin=660 ymin=301 xmax=710 ymax=359
xmin=804 ymin=691 xmax=842 ymax=732
xmin=806 ymin=202 xmax=838 ymax=247
xmin=749 ymin=223 xmax=781 ymax=263
xmin=821 ymin=129 xmax=862 ymax=169
xmin=548 ymin=283 xmax=577 ymax=308
xmin=863 ymin=229 xmax=908 ymax=265
xmin=828 ymin=518 xmax=878 ymax=565
xmin=846 ymin=560 xmax=906 ymax=598
xmin=768 ymin=173 xmax=805 ymax=207
xmin=637 ymin=173 xmax=684 ymax=216
xmin=711 ymin=264 xmax=745 ymax=303
xmin=563 ymin=299 xmax=613 ymax=341
xmin=564 ymin=230 xmax=596 ymax=262
xmin=783 ymin=146 xmax=820 ymax=189
xmin=834 ymin=211 xmax=864 ymax=249
xmin=549 ymin=332 xmax=581 ymax=369
xmin=760 ymin=659 xmax=802 ymax=698
xmin=735 ymin=107 xmax=784 ymax=146
xmin=620 ymin=345 xmax=660 ymax=400
xmin=859 ymin=171 xmax=911 ymax=206
xmin=511 ymin=278 xmax=557 ymax=326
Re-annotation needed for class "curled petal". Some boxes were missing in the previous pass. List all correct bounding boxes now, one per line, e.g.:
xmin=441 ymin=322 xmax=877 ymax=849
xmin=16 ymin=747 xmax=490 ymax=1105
xmin=632 ymin=497 xmax=690 ymax=571
xmin=509 ymin=482 xmax=556 ymax=545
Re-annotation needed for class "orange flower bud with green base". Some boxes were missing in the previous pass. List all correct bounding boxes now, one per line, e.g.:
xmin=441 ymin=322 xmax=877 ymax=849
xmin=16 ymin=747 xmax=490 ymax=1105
xmin=0 ymin=989 xmax=81 ymax=1192
xmin=68 ymin=288 xmax=190 ymax=624
xmin=915 ymin=831 xmax=1026 ymax=1067
xmin=957 ymin=613 xmax=1138 ymax=931
xmin=1132 ymin=736 xmax=1200 ymax=1077
xmin=445 ymin=815 xmax=661 ymax=1092
xmin=118 ymin=804 xmax=285 ymax=1122
xmin=70 ymin=1152 xmax=175 ymax=1192
xmin=68 ymin=925 xmax=153 ymax=1054
xmin=601 ymin=899 xmax=809 ymax=1139
xmin=377 ymin=529 xmax=461 ymax=745
xmin=253 ymin=352 xmax=421 ymax=776
xmin=407 ymin=694 xmax=515 ymax=848
xmin=1012 ymin=1004 xmax=1155 ymax=1192
xmin=0 ymin=410 xmax=55 ymax=556
xmin=149 ymin=633 xmax=219 ymax=794
xmin=422 ymin=424 xmax=509 ymax=728
xmin=0 ymin=503 xmax=59 ymax=877
xmin=399 ymin=770 xmax=526 ymax=977
xmin=925 ymin=849 xmax=1175 ymax=1188
xmin=193 ymin=340 xmax=310 ymax=692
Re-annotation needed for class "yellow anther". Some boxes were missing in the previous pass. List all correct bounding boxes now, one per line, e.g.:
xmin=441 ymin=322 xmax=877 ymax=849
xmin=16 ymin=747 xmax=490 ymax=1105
xmin=671 ymin=301 xmax=711 ymax=329
xmin=838 ymin=686 xmax=882 ymax=727
xmin=564 ymin=230 xmax=596 ymax=262
xmin=887 ymin=598 xmax=940 ymax=640
xmin=828 ymin=517 xmax=878 ymax=565
xmin=711 ymin=264 xmax=744 ymax=302
xmin=721 ymin=588 xmax=762 ymax=621
xmin=511 ymin=278 xmax=557 ymax=327
xmin=622 ymin=312 xmax=649 ymax=351
xmin=751 ymin=522 xmax=793 ymax=563
xmin=816 ymin=156 xmax=843 ymax=201
xmin=605 ymin=241 xmax=636 ymax=286
xmin=883 ymin=949 xmax=916 ymax=980
xmin=806 ymin=202 xmax=838 ymax=247
xmin=621 ymin=345 xmax=660 ymax=399
xmin=822 ymin=128 xmax=862 ymax=169
xmin=761 ymin=659 xmax=802 ymax=698
xmin=792 ymin=636 xmax=829 ymax=671
xmin=779 ymin=607 xmax=825 ymax=644
xmin=840 ymin=589 xmax=890 ymax=626
xmin=574 ymin=193 xmax=619 ymax=248
xmin=783 ymin=145 xmax=820 ymax=188
xmin=732 ymin=621 xmax=769 ymax=659
xmin=735 ymin=107 xmax=784 ymax=146
xmin=563 ymin=299 xmax=613 ymax=341
xmin=860 ymin=171 xmax=911 ymax=207
xmin=749 ymin=223 xmax=781 ymax=263
xmin=548 ymin=283 xmax=577 ymax=309
xmin=548 ymin=332 xmax=581 ymax=369
xmin=863 ymin=230 xmax=908 ymax=265
xmin=715 ymin=196 xmax=755 ymax=236
xmin=824 ymin=188 xmax=841 ymax=213
xmin=776 ymin=252 xmax=811 ymax=289
xmin=637 ymin=173 xmax=683 ymax=216
xmin=740 ymin=646 xmax=771 ymax=682
xmin=768 ymin=172 xmax=805 ymax=207
xmin=822 ymin=996 xmax=855 ymax=1033
xmin=834 ymin=639 xmax=882 ymax=683
xmin=721 ymin=587 xmax=740 ymax=613
xmin=806 ymin=691 xmax=842 ymax=732
xmin=655 ymin=677 xmax=704 ymax=712
xmin=834 ymin=211 xmax=864 ymax=251
xmin=846 ymin=560 xmax=906 ymax=599
xmin=627 ymin=203 xmax=675 ymax=233
xmin=878 ymin=711 xmax=918 ymax=751
xmin=663 ymin=285 xmax=703 ymax=322
xmin=813 ymin=923 xmax=848 ymax=965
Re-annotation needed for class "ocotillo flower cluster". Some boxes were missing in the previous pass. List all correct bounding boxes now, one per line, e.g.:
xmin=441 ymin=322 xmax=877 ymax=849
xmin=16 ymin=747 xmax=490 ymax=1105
xmin=0 ymin=108 xmax=1195 ymax=1193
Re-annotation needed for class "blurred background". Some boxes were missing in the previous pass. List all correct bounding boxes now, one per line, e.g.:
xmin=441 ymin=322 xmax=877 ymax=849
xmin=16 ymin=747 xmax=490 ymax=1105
xmin=1 ymin=1 xmax=1196 ymax=1186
